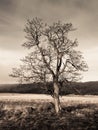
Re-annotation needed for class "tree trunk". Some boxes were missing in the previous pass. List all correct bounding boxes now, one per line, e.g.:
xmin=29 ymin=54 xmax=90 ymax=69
xmin=53 ymin=79 xmax=61 ymax=114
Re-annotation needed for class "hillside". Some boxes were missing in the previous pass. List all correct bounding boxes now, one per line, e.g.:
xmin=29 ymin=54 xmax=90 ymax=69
xmin=0 ymin=81 xmax=98 ymax=95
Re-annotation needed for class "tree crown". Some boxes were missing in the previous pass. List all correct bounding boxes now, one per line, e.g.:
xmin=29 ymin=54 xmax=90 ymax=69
xmin=10 ymin=18 xmax=88 ymax=83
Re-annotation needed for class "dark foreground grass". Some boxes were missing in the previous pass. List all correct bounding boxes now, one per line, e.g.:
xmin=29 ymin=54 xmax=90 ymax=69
xmin=0 ymin=101 xmax=98 ymax=130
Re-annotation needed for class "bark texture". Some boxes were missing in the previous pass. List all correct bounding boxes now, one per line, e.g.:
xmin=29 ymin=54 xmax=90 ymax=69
xmin=53 ymin=78 xmax=61 ymax=113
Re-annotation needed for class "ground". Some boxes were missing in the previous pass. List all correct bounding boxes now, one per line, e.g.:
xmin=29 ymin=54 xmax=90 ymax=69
xmin=0 ymin=94 xmax=98 ymax=130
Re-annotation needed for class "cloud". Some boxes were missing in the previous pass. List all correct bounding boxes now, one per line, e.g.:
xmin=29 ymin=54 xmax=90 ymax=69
xmin=0 ymin=0 xmax=98 ymax=50
xmin=0 ymin=0 xmax=14 ymax=11
xmin=0 ymin=0 xmax=98 ymax=83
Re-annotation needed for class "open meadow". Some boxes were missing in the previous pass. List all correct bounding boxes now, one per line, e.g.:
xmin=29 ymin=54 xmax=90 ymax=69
xmin=0 ymin=93 xmax=98 ymax=130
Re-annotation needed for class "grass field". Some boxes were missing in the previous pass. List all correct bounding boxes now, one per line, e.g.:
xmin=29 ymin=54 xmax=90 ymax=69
xmin=0 ymin=94 xmax=98 ymax=130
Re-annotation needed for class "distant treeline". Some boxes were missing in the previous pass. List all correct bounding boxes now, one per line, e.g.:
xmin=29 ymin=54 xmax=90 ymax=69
xmin=0 ymin=81 xmax=98 ymax=95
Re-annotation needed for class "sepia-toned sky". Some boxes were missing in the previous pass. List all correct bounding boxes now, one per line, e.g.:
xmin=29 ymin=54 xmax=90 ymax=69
xmin=0 ymin=0 xmax=98 ymax=83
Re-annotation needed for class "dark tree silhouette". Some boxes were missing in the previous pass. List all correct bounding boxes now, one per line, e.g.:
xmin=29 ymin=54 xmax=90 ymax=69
xmin=10 ymin=18 xmax=88 ymax=113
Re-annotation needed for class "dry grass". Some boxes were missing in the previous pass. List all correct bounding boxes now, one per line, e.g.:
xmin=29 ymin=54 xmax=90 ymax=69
xmin=0 ymin=94 xmax=98 ymax=130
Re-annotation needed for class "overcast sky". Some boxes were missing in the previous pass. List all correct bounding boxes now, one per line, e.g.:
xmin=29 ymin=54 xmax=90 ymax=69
xmin=0 ymin=0 xmax=98 ymax=84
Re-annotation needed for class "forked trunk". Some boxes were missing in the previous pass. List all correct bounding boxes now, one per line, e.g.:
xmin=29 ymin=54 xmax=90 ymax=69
xmin=53 ymin=79 xmax=61 ymax=114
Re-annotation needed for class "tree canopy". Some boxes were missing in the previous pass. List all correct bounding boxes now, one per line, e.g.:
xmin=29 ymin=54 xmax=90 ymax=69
xmin=11 ymin=18 xmax=88 ymax=84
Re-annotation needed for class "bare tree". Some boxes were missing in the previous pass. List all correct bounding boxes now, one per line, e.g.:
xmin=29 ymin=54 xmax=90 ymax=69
xmin=10 ymin=18 xmax=88 ymax=113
